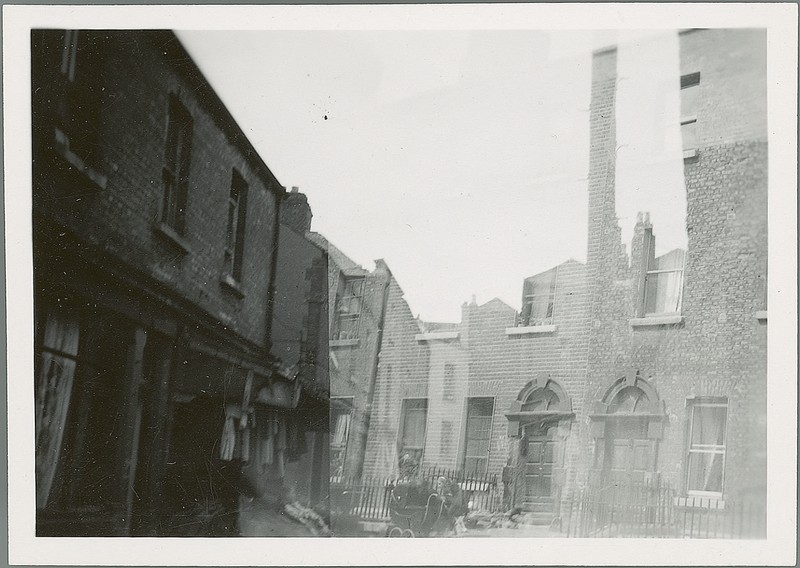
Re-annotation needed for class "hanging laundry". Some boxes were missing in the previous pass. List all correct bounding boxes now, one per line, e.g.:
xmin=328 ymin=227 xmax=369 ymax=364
xmin=220 ymin=416 xmax=236 ymax=461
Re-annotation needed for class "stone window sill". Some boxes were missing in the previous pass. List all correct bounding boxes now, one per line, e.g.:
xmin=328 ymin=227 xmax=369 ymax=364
xmin=154 ymin=222 xmax=191 ymax=255
xmin=330 ymin=338 xmax=359 ymax=348
xmin=629 ymin=315 xmax=684 ymax=327
xmin=220 ymin=273 xmax=245 ymax=298
xmin=754 ymin=310 xmax=768 ymax=321
xmin=505 ymin=325 xmax=557 ymax=336
xmin=415 ymin=331 xmax=459 ymax=342
xmin=54 ymin=128 xmax=108 ymax=190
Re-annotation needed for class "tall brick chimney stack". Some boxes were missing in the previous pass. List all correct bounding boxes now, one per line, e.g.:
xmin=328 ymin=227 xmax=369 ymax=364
xmin=586 ymin=46 xmax=619 ymax=272
xmin=281 ymin=186 xmax=313 ymax=234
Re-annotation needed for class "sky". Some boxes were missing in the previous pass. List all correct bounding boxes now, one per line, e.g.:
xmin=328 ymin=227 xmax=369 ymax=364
xmin=176 ymin=29 xmax=687 ymax=322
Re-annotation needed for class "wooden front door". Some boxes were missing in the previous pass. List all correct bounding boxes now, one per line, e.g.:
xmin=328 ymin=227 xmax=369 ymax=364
xmin=599 ymin=417 xmax=656 ymax=485
xmin=522 ymin=424 xmax=557 ymax=515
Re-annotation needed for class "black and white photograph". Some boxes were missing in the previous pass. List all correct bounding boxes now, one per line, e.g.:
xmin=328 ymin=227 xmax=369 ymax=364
xmin=4 ymin=3 xmax=797 ymax=566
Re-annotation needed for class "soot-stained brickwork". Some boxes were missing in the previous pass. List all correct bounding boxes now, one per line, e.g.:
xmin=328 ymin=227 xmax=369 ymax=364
xmin=580 ymin=28 xmax=767 ymax=505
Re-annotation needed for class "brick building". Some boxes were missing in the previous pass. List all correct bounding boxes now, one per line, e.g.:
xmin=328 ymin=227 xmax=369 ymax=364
xmin=361 ymin=260 xmax=590 ymax=524
xmin=32 ymin=30 xmax=327 ymax=536
xmin=577 ymin=28 xmax=767 ymax=511
xmin=306 ymin=231 xmax=404 ymax=479
xmin=343 ymin=28 xmax=767 ymax=530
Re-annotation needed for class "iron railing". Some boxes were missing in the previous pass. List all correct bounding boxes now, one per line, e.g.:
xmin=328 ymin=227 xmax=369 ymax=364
xmin=563 ymin=478 xmax=766 ymax=539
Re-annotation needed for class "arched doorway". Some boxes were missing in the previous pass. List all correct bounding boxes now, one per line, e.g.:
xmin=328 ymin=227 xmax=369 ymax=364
xmin=590 ymin=371 xmax=667 ymax=486
xmin=506 ymin=373 xmax=573 ymax=521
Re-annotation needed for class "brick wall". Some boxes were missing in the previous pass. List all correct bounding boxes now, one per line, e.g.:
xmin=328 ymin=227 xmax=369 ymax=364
xmin=32 ymin=30 xmax=281 ymax=350
xmin=461 ymin=261 xmax=590 ymax=503
xmin=361 ymin=277 xmax=432 ymax=478
xmin=321 ymin=242 xmax=397 ymax=477
xmin=581 ymin=29 xmax=768 ymax=500
xmin=361 ymin=259 xmax=591 ymax=500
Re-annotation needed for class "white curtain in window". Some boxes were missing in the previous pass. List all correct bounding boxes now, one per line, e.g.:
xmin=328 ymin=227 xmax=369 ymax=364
xmin=35 ymin=307 xmax=80 ymax=509
xmin=656 ymin=270 xmax=684 ymax=313
xmin=689 ymin=405 xmax=727 ymax=492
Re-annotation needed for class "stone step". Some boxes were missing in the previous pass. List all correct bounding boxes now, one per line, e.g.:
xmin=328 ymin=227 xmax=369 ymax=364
xmin=515 ymin=511 xmax=554 ymax=526
xmin=520 ymin=501 xmax=554 ymax=513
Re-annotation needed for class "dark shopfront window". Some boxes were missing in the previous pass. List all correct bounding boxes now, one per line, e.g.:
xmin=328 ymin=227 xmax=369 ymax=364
xmin=36 ymin=304 xmax=132 ymax=516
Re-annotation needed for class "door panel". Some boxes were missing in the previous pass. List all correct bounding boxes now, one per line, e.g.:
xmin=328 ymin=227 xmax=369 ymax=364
xmin=523 ymin=426 xmax=557 ymax=505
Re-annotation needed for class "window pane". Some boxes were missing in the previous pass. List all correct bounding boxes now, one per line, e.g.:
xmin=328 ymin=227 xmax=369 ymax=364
xmin=528 ymin=296 xmax=554 ymax=323
xmin=645 ymin=269 xmax=684 ymax=314
xmin=522 ymin=388 xmax=559 ymax=412
xmin=687 ymin=452 xmax=724 ymax=493
xmin=402 ymin=406 xmax=427 ymax=447
xmin=467 ymin=416 xmax=492 ymax=439
xmin=332 ymin=412 xmax=351 ymax=446
xmin=691 ymin=406 xmax=727 ymax=446
xmin=335 ymin=316 xmax=359 ymax=340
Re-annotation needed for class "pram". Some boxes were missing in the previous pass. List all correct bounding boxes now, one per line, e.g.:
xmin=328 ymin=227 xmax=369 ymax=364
xmin=385 ymin=478 xmax=466 ymax=537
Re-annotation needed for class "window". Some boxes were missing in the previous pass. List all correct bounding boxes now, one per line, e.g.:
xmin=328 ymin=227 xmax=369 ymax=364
xmin=463 ymin=397 xmax=494 ymax=475
xmin=223 ymin=170 xmax=248 ymax=282
xmin=35 ymin=305 xmax=81 ymax=509
xmin=642 ymin=229 xmax=685 ymax=316
xmin=330 ymin=398 xmax=353 ymax=477
xmin=521 ymin=388 xmax=560 ymax=412
xmin=43 ymin=30 xmax=105 ymax=166
xmin=442 ymin=364 xmax=456 ymax=401
xmin=686 ymin=398 xmax=728 ymax=496
xmin=333 ymin=277 xmax=364 ymax=340
xmin=162 ymin=95 xmax=193 ymax=235
xmin=520 ymin=267 xmax=557 ymax=326
xmin=398 ymin=399 xmax=428 ymax=470
xmin=681 ymin=72 xmax=700 ymax=156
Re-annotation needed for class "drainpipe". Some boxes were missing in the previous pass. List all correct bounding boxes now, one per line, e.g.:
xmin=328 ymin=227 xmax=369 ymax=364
xmin=356 ymin=259 xmax=392 ymax=478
